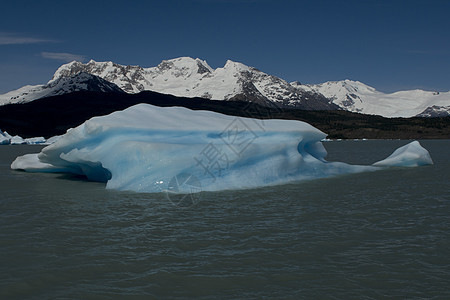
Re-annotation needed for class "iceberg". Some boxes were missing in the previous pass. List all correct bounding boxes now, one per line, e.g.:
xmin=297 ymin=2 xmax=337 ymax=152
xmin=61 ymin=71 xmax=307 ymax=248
xmin=0 ymin=129 xmax=55 ymax=145
xmin=11 ymin=104 xmax=433 ymax=193
xmin=373 ymin=140 xmax=433 ymax=167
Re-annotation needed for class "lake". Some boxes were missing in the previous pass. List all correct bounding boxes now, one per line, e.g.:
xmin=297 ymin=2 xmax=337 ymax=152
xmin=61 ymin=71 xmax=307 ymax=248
xmin=1 ymin=140 xmax=449 ymax=299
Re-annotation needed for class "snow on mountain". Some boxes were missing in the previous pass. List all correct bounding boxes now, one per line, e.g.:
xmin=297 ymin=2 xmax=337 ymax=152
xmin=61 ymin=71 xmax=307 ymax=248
xmin=292 ymin=80 xmax=450 ymax=118
xmin=416 ymin=105 xmax=450 ymax=117
xmin=1 ymin=57 xmax=449 ymax=117
xmin=50 ymin=57 xmax=336 ymax=110
xmin=0 ymin=72 xmax=124 ymax=105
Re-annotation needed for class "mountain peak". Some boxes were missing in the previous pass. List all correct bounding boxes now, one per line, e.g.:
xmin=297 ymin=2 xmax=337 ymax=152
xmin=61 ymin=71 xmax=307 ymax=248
xmin=0 ymin=72 xmax=124 ymax=105
xmin=157 ymin=57 xmax=214 ymax=74
xmin=52 ymin=60 xmax=87 ymax=81
xmin=223 ymin=59 xmax=250 ymax=71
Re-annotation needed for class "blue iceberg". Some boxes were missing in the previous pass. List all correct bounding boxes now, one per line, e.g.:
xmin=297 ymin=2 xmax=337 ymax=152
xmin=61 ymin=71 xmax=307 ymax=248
xmin=373 ymin=141 xmax=433 ymax=167
xmin=11 ymin=104 xmax=433 ymax=193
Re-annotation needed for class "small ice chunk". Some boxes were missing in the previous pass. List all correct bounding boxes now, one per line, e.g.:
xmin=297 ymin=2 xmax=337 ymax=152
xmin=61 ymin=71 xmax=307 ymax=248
xmin=24 ymin=136 xmax=46 ymax=144
xmin=0 ymin=129 xmax=50 ymax=145
xmin=0 ymin=129 xmax=11 ymax=145
xmin=11 ymin=135 xmax=26 ymax=144
xmin=373 ymin=141 xmax=433 ymax=167
xmin=0 ymin=136 xmax=10 ymax=145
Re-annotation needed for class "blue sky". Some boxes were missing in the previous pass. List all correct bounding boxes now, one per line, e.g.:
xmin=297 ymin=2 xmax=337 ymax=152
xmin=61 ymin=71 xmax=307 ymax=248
xmin=0 ymin=0 xmax=449 ymax=94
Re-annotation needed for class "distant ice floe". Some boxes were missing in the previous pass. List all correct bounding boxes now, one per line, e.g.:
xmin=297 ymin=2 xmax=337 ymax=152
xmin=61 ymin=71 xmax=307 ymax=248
xmin=11 ymin=104 xmax=433 ymax=193
xmin=0 ymin=129 xmax=61 ymax=145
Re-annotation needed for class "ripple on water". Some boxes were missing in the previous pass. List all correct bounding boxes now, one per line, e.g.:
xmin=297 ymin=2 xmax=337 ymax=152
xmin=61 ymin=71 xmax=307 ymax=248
xmin=0 ymin=141 xmax=449 ymax=298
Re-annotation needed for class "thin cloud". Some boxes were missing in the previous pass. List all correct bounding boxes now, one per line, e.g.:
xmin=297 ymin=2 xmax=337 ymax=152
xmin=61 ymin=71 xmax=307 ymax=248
xmin=0 ymin=32 xmax=56 ymax=45
xmin=41 ymin=52 xmax=86 ymax=62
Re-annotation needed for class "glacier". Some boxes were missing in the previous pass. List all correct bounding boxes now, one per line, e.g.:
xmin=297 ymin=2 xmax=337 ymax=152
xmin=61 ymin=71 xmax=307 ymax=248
xmin=11 ymin=104 xmax=433 ymax=193
xmin=293 ymin=79 xmax=450 ymax=118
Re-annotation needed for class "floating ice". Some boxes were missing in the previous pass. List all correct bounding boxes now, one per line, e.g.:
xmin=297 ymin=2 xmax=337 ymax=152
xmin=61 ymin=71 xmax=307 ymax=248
xmin=11 ymin=104 xmax=433 ymax=193
xmin=373 ymin=140 xmax=433 ymax=167
xmin=0 ymin=130 xmax=10 ymax=145
xmin=0 ymin=129 xmax=53 ymax=145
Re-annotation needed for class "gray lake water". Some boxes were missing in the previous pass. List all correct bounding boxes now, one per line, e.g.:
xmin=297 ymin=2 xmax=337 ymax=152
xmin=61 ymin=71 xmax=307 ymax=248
xmin=1 ymin=140 xmax=449 ymax=299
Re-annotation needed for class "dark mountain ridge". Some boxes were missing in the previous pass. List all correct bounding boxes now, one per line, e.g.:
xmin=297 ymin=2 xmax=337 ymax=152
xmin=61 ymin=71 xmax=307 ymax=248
xmin=0 ymin=91 xmax=448 ymax=140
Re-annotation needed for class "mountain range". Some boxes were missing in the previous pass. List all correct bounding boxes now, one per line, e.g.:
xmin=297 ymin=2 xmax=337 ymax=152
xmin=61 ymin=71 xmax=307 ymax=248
xmin=1 ymin=57 xmax=449 ymax=117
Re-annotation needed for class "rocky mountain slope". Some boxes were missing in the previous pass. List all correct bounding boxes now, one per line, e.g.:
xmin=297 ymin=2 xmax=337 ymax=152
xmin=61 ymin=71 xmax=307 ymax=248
xmin=0 ymin=91 xmax=448 ymax=140
xmin=0 ymin=72 xmax=124 ymax=105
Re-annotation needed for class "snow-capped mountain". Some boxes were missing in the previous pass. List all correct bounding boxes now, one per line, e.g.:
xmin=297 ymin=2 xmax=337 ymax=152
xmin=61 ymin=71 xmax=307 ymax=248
xmin=292 ymin=80 xmax=450 ymax=118
xmin=0 ymin=72 xmax=124 ymax=105
xmin=416 ymin=105 xmax=450 ymax=117
xmin=51 ymin=57 xmax=336 ymax=110
xmin=1 ymin=57 xmax=449 ymax=117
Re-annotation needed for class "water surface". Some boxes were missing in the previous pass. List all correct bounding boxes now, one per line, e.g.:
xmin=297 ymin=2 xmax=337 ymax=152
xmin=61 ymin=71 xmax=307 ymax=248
xmin=1 ymin=140 xmax=449 ymax=299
